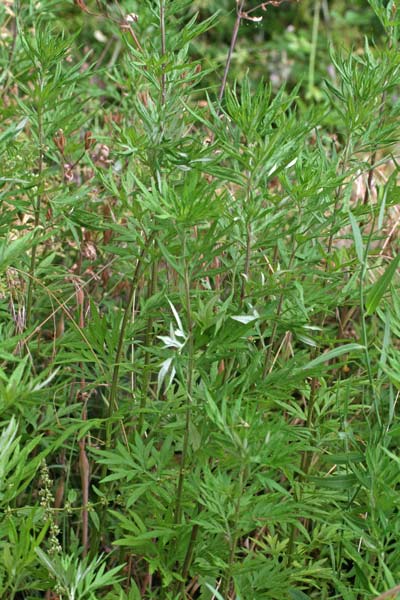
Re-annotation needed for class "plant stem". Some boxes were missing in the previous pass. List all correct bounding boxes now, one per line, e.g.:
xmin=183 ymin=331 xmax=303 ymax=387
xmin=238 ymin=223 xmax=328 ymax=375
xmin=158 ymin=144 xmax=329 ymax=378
xmin=326 ymin=136 xmax=352 ymax=256
xmin=288 ymin=135 xmax=355 ymax=562
xmin=160 ymin=0 xmax=167 ymax=107
xmin=26 ymin=103 xmax=44 ymax=328
xmin=222 ymin=464 xmax=246 ymax=598
xmin=372 ymin=584 xmax=400 ymax=600
xmin=308 ymin=0 xmax=321 ymax=97
xmin=240 ymin=219 xmax=252 ymax=305
xmin=262 ymin=246 xmax=297 ymax=377
xmin=217 ymin=0 xmax=245 ymax=109
xmin=359 ymin=225 xmax=379 ymax=420
xmin=174 ymin=233 xmax=194 ymax=526
xmin=178 ymin=505 xmax=201 ymax=596
xmin=139 ymin=257 xmax=158 ymax=433
xmin=77 ymin=278 xmax=90 ymax=557
xmin=105 ymin=233 xmax=155 ymax=452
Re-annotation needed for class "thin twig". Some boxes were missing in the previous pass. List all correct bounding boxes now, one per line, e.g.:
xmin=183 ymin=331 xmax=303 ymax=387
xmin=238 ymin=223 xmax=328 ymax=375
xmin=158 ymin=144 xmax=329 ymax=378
xmin=217 ymin=0 xmax=245 ymax=109
xmin=246 ymin=0 xmax=291 ymax=14
xmin=372 ymin=585 xmax=400 ymax=600
xmin=216 ymin=0 xmax=293 ymax=112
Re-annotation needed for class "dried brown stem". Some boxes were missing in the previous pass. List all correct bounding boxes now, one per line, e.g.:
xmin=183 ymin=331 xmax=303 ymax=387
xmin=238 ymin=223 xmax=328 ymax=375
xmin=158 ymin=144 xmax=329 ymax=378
xmin=372 ymin=585 xmax=400 ymax=600
xmin=217 ymin=0 xmax=245 ymax=109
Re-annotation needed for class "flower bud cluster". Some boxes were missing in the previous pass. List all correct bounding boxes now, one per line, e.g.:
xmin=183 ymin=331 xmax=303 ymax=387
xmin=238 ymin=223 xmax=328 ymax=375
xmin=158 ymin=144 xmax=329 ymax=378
xmin=39 ymin=461 xmax=62 ymax=556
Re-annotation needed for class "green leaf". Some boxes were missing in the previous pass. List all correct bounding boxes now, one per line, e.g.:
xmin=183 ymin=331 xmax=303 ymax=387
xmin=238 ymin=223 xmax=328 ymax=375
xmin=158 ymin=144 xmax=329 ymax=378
xmin=348 ymin=210 xmax=364 ymax=264
xmin=157 ymin=238 xmax=184 ymax=277
xmin=204 ymin=583 xmax=225 ymax=600
xmin=89 ymin=510 xmax=100 ymax=532
xmin=114 ymin=527 xmax=175 ymax=547
xmin=0 ymin=118 xmax=29 ymax=151
xmin=366 ymin=254 xmax=400 ymax=315
xmin=310 ymin=473 xmax=358 ymax=490
xmin=301 ymin=343 xmax=364 ymax=370
xmin=0 ymin=232 xmax=34 ymax=272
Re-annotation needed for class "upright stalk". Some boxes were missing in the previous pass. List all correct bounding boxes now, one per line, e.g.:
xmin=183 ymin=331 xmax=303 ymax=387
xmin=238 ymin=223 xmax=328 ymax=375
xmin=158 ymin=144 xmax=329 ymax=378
xmin=262 ymin=246 xmax=297 ymax=377
xmin=180 ymin=509 xmax=200 ymax=584
xmin=217 ymin=0 xmax=245 ymax=109
xmin=216 ymin=0 xmax=291 ymax=115
xmin=138 ymin=257 xmax=158 ymax=433
xmin=222 ymin=464 xmax=246 ymax=598
xmin=105 ymin=233 xmax=155 ymax=452
xmin=326 ymin=137 xmax=352 ymax=256
xmin=174 ymin=233 xmax=194 ymax=526
xmin=26 ymin=103 xmax=44 ymax=328
xmin=76 ymin=263 xmax=90 ymax=556
xmin=160 ymin=0 xmax=167 ymax=107
xmin=308 ymin=0 xmax=321 ymax=97
xmin=136 ymin=0 xmax=166 ymax=432
xmin=288 ymin=136 xmax=355 ymax=563
xmin=359 ymin=227 xmax=379 ymax=419
xmin=240 ymin=173 xmax=253 ymax=304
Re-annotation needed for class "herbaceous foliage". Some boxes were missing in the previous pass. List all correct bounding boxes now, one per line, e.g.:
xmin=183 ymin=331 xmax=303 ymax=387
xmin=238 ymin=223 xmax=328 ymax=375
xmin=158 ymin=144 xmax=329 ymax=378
xmin=0 ymin=0 xmax=399 ymax=598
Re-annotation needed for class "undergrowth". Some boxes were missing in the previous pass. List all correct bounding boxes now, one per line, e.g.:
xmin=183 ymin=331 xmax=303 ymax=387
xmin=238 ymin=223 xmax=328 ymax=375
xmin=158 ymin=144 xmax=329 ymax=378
xmin=0 ymin=0 xmax=399 ymax=599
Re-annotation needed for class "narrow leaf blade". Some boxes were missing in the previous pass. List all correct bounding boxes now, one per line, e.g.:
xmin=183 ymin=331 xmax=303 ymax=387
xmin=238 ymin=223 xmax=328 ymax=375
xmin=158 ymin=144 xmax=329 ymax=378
xmin=301 ymin=343 xmax=364 ymax=370
xmin=366 ymin=254 xmax=400 ymax=315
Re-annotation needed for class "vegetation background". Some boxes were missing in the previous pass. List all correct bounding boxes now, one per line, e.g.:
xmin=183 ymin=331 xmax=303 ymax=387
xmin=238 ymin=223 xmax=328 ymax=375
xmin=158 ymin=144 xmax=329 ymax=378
xmin=0 ymin=0 xmax=399 ymax=598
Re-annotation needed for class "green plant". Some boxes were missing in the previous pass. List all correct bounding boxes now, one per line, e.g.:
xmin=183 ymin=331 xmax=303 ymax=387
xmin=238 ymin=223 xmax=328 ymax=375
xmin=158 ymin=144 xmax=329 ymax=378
xmin=0 ymin=0 xmax=399 ymax=598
